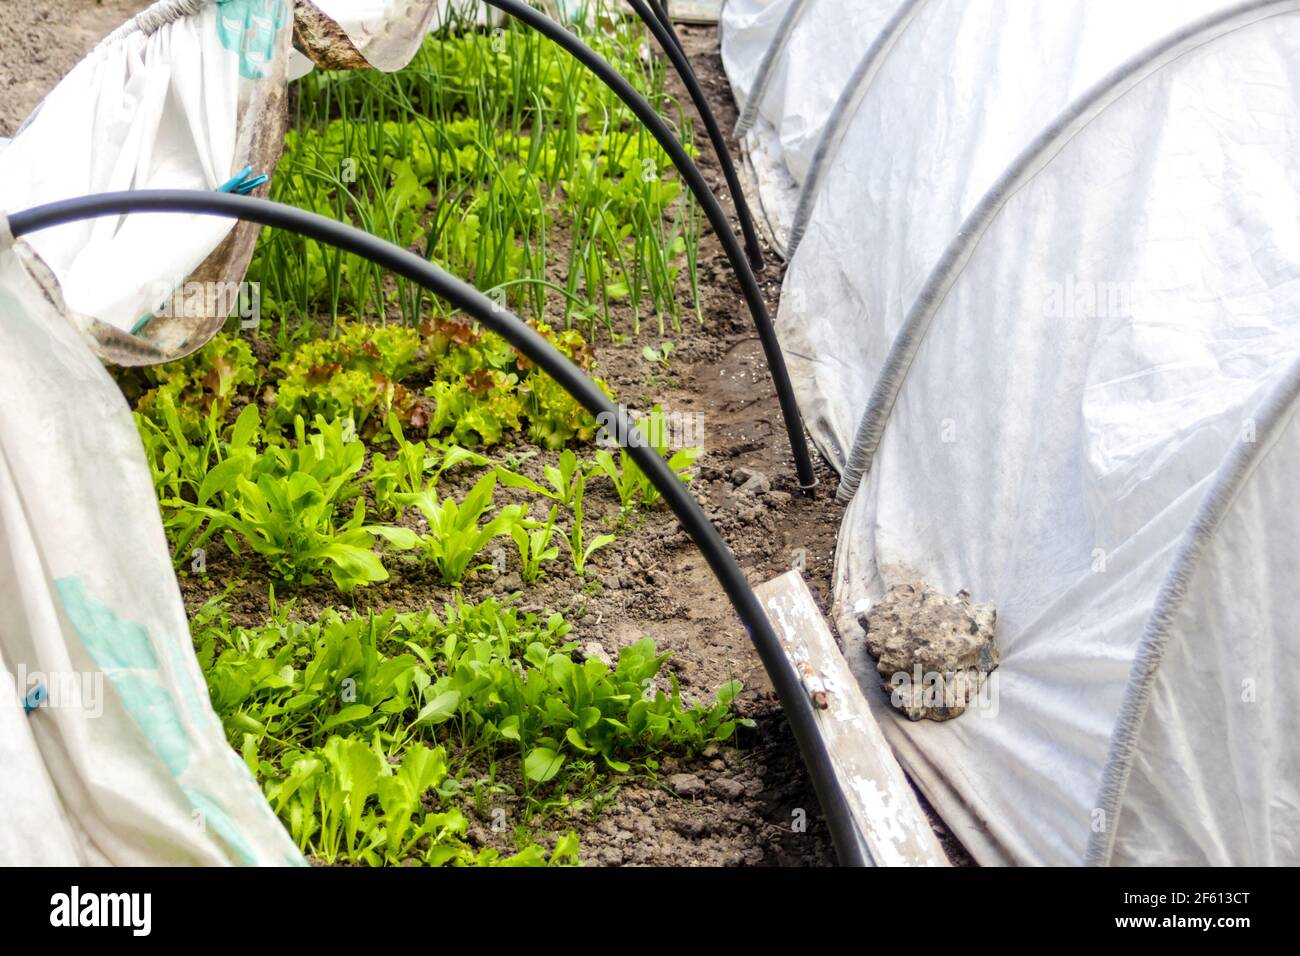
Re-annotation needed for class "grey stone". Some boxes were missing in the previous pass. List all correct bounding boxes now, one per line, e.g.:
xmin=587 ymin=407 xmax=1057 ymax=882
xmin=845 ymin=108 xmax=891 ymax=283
xmin=733 ymin=467 xmax=771 ymax=495
xmin=582 ymin=641 xmax=612 ymax=667
xmin=667 ymin=772 xmax=706 ymax=796
xmin=711 ymin=777 xmax=746 ymax=800
xmin=857 ymin=583 xmax=998 ymax=722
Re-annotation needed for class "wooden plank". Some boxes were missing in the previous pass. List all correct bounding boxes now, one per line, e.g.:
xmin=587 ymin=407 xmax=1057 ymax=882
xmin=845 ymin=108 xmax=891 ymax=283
xmin=667 ymin=0 xmax=723 ymax=25
xmin=755 ymin=570 xmax=950 ymax=866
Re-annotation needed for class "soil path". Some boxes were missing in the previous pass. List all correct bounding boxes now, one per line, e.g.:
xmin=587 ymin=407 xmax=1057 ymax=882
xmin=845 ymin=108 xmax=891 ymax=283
xmin=0 ymin=1 xmax=152 ymax=137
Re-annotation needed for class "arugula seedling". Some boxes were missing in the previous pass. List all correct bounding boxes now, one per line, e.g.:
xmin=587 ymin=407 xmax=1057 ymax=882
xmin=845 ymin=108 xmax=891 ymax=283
xmin=561 ymin=472 xmax=616 ymax=576
xmin=371 ymin=414 xmax=489 ymax=516
xmin=641 ymin=341 xmax=674 ymax=369
xmin=495 ymin=448 xmax=589 ymax=508
xmin=511 ymin=504 xmax=561 ymax=583
xmin=593 ymin=406 xmax=699 ymax=512
xmin=394 ymin=473 xmax=525 ymax=585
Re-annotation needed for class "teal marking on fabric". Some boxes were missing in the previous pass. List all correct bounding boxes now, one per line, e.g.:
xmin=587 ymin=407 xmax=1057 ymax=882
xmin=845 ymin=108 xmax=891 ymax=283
xmin=216 ymin=0 xmax=289 ymax=81
xmin=219 ymin=747 xmax=308 ymax=863
xmin=110 ymin=675 xmax=192 ymax=777
xmin=157 ymin=618 xmax=215 ymax=731
xmin=55 ymin=576 xmax=191 ymax=776
xmin=127 ymin=162 xmax=271 ymax=336
xmin=54 ymin=577 xmax=297 ymax=864
xmin=184 ymin=787 xmax=259 ymax=866
xmin=55 ymin=577 xmax=159 ymax=671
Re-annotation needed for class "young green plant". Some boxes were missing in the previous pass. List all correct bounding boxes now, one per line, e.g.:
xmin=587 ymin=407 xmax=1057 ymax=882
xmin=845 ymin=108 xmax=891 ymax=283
xmin=393 ymin=472 xmax=524 ymax=585
xmin=561 ymin=471 xmax=615 ymax=576
xmin=511 ymin=504 xmax=562 ymax=584
xmin=495 ymin=448 xmax=589 ymax=508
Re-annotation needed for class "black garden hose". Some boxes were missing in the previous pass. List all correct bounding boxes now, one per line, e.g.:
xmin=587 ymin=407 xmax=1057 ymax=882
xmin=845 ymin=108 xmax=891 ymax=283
xmin=646 ymin=0 xmax=685 ymax=55
xmin=624 ymin=0 xmax=765 ymax=273
xmin=482 ymin=0 xmax=817 ymax=490
xmin=4 ymin=189 xmax=864 ymax=866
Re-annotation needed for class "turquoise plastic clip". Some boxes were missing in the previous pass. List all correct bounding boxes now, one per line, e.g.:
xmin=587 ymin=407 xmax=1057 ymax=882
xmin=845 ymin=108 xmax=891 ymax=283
xmin=217 ymin=166 xmax=269 ymax=195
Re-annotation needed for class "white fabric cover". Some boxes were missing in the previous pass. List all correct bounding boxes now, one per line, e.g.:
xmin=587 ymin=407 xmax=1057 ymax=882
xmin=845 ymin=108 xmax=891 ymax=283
xmin=723 ymin=0 xmax=902 ymax=185
xmin=780 ymin=0 xmax=1265 ymax=468
xmin=720 ymin=0 xmax=908 ymax=252
xmin=1105 ymin=362 xmax=1300 ymax=865
xmin=308 ymin=0 xmax=502 ymax=73
xmin=719 ymin=0 xmax=798 ymax=112
xmin=723 ymin=0 xmax=1300 ymax=864
xmin=0 ymin=0 xmax=291 ymax=337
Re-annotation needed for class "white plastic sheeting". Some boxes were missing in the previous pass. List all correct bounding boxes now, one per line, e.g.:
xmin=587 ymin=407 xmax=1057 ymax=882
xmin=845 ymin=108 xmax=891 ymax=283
xmin=720 ymin=0 xmax=909 ymax=253
xmin=719 ymin=0 xmax=799 ymax=110
xmin=1092 ymin=357 xmax=1300 ymax=866
xmin=722 ymin=0 xmax=1300 ymax=864
xmin=725 ymin=0 xmax=897 ymax=184
xmin=307 ymin=0 xmax=500 ymax=73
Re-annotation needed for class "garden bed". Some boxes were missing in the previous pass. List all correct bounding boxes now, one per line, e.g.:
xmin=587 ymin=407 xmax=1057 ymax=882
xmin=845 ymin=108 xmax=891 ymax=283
xmin=27 ymin=5 xmax=860 ymax=867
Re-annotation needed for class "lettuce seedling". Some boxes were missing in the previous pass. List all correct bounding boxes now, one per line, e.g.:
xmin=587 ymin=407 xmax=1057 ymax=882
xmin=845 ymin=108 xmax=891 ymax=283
xmin=187 ymin=412 xmax=405 ymax=591
xmin=205 ymin=474 xmax=391 ymax=591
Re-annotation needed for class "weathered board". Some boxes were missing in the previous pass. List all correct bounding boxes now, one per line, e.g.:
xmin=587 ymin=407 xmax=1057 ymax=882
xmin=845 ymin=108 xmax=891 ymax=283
xmin=668 ymin=1 xmax=723 ymax=25
xmin=755 ymin=570 xmax=950 ymax=866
